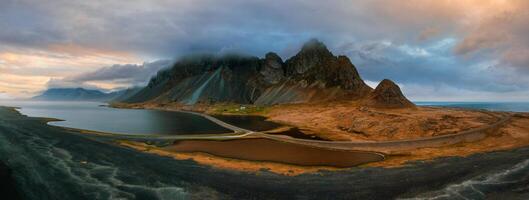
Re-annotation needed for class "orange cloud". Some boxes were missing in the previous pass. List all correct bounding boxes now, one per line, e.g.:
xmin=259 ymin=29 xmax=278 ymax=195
xmin=0 ymin=45 xmax=142 ymax=97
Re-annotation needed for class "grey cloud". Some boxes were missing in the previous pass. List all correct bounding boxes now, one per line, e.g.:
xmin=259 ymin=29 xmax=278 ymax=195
xmin=46 ymin=78 xmax=101 ymax=90
xmin=47 ymin=59 xmax=172 ymax=90
xmin=341 ymin=40 xmax=527 ymax=93
xmin=66 ymin=60 xmax=172 ymax=85
xmin=0 ymin=0 xmax=456 ymax=57
xmin=1 ymin=0 xmax=529 ymax=100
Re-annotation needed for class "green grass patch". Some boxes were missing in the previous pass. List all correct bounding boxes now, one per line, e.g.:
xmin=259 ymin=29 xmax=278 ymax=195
xmin=211 ymin=104 xmax=269 ymax=115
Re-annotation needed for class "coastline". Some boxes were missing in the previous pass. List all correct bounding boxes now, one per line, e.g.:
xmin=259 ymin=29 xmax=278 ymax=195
xmin=5 ymin=103 xmax=529 ymax=174
xmin=1 ymin=105 xmax=529 ymax=199
xmin=109 ymin=102 xmax=529 ymax=168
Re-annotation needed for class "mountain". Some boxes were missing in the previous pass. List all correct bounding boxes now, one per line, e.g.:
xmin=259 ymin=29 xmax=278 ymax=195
xmin=33 ymin=87 xmax=139 ymax=102
xmin=33 ymin=88 xmax=109 ymax=101
xmin=124 ymin=54 xmax=264 ymax=104
xmin=255 ymin=39 xmax=372 ymax=105
xmin=364 ymin=79 xmax=415 ymax=108
xmin=120 ymin=39 xmax=411 ymax=108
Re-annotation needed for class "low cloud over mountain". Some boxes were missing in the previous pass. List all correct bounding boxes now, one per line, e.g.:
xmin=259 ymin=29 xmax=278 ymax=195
xmin=1 ymin=0 xmax=529 ymax=100
xmin=47 ymin=60 xmax=172 ymax=91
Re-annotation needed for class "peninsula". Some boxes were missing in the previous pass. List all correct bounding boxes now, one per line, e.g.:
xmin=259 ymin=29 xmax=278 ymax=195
xmin=107 ymin=40 xmax=529 ymax=174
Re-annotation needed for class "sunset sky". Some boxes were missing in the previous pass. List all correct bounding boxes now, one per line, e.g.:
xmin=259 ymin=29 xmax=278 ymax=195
xmin=1 ymin=0 xmax=529 ymax=101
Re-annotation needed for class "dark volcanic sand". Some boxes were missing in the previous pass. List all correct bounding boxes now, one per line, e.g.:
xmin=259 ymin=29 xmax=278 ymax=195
xmin=1 ymin=106 xmax=528 ymax=200
xmin=0 ymin=161 xmax=22 ymax=200
xmin=169 ymin=138 xmax=383 ymax=167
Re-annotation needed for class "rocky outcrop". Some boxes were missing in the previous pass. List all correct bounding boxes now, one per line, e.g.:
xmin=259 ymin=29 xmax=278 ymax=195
xmin=259 ymin=52 xmax=284 ymax=85
xmin=365 ymin=79 xmax=415 ymax=108
xmin=284 ymin=39 xmax=371 ymax=95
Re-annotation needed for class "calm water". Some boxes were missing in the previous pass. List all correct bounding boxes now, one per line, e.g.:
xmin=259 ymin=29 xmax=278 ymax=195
xmin=0 ymin=100 xmax=230 ymax=135
xmin=415 ymin=101 xmax=529 ymax=112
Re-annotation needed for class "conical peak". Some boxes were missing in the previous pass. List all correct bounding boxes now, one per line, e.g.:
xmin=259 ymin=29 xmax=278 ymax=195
xmin=299 ymin=39 xmax=331 ymax=55
xmin=376 ymin=79 xmax=399 ymax=90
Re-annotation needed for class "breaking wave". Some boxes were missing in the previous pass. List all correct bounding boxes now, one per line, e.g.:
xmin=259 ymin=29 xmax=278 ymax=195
xmin=403 ymin=159 xmax=529 ymax=200
xmin=0 ymin=127 xmax=189 ymax=200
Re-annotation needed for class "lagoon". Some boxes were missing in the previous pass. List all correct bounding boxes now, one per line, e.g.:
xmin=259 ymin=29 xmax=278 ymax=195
xmin=0 ymin=100 xmax=231 ymax=135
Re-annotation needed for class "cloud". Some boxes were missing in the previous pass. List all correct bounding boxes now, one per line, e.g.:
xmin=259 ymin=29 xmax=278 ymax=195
xmin=452 ymin=1 xmax=529 ymax=73
xmin=418 ymin=27 xmax=440 ymax=41
xmin=47 ymin=60 xmax=172 ymax=90
xmin=66 ymin=60 xmax=171 ymax=84
xmin=1 ymin=0 xmax=529 ymax=100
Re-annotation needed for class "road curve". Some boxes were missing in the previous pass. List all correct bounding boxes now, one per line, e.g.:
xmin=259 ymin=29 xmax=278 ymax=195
xmin=58 ymin=108 xmax=513 ymax=154
xmin=178 ymin=110 xmax=513 ymax=153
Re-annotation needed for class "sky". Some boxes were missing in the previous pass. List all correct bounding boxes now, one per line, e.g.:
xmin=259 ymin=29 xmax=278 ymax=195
xmin=1 ymin=0 xmax=529 ymax=101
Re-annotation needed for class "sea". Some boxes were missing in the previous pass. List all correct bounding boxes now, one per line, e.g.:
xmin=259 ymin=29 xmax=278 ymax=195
xmin=415 ymin=101 xmax=529 ymax=112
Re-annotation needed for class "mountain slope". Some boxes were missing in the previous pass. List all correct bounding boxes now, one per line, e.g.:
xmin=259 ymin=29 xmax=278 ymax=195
xmin=120 ymin=39 xmax=409 ymax=108
xmin=108 ymin=87 xmax=143 ymax=102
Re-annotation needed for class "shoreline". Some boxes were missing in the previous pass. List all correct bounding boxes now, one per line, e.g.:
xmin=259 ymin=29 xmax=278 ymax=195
xmin=4 ymin=104 xmax=529 ymax=174
xmin=109 ymin=102 xmax=529 ymax=168
xmin=0 ymin=106 xmax=386 ymax=174
xmin=2 ymin=105 xmax=529 ymax=198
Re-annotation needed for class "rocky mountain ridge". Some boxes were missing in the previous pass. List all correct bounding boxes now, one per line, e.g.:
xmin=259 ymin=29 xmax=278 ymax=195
xmin=122 ymin=39 xmax=414 ymax=108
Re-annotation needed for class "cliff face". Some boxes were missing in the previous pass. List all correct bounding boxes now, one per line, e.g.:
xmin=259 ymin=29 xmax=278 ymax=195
xmin=125 ymin=55 xmax=264 ymax=104
xmin=284 ymin=39 xmax=371 ymax=93
xmin=122 ymin=39 xmax=410 ymax=107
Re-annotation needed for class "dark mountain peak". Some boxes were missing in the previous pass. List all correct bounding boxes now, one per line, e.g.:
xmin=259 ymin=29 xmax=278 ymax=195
xmin=126 ymin=39 xmax=393 ymax=105
xmin=283 ymin=39 xmax=371 ymax=95
xmin=299 ymin=39 xmax=331 ymax=55
xmin=264 ymin=52 xmax=282 ymax=64
xmin=366 ymin=79 xmax=415 ymax=108
xmin=259 ymin=52 xmax=285 ymax=84
xmin=285 ymin=39 xmax=334 ymax=76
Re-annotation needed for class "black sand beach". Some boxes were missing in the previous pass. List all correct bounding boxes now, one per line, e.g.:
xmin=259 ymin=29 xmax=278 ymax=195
xmin=1 ymin=106 xmax=528 ymax=199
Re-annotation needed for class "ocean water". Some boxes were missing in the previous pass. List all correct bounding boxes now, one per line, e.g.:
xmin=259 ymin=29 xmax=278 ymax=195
xmin=415 ymin=102 xmax=529 ymax=112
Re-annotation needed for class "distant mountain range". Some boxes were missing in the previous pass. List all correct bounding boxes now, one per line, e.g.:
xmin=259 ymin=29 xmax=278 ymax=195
xmin=120 ymin=39 xmax=413 ymax=108
xmin=32 ymin=87 xmax=141 ymax=102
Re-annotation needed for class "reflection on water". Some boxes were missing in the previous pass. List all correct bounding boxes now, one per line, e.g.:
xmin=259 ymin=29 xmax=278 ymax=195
xmin=1 ymin=100 xmax=230 ymax=135
xmin=211 ymin=114 xmax=280 ymax=131
xmin=272 ymin=127 xmax=328 ymax=141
